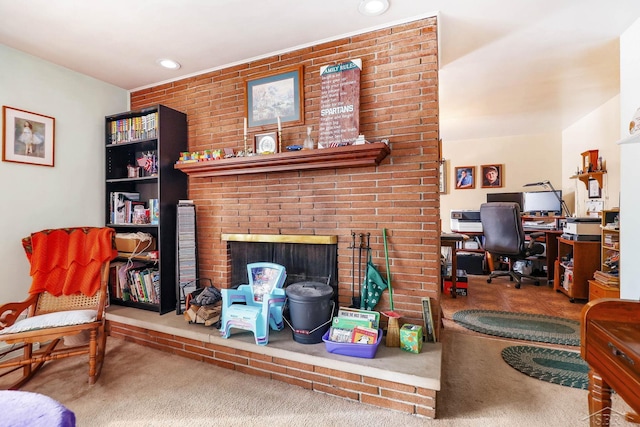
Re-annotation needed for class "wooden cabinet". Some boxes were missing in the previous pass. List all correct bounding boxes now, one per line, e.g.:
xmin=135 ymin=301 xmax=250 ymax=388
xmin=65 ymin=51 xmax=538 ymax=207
xmin=554 ymin=237 xmax=600 ymax=302
xmin=589 ymin=209 xmax=620 ymax=301
xmin=588 ymin=280 xmax=620 ymax=300
xmin=105 ymin=105 xmax=187 ymax=314
xmin=582 ymin=299 xmax=640 ymax=426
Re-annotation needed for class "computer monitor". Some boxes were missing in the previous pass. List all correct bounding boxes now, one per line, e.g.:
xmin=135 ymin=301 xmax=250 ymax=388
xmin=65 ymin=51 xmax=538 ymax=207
xmin=486 ymin=192 xmax=524 ymax=212
xmin=522 ymin=190 xmax=562 ymax=215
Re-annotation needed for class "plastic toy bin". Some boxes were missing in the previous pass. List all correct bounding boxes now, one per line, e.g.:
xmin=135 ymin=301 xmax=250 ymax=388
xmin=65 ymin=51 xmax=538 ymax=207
xmin=322 ymin=329 xmax=383 ymax=359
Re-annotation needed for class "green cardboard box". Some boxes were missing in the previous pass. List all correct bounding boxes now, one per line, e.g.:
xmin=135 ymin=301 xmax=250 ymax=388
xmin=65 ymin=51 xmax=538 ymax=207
xmin=400 ymin=324 xmax=423 ymax=354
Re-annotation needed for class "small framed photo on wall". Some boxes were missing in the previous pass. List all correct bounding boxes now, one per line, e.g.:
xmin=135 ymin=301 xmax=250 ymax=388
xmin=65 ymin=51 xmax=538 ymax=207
xmin=439 ymin=159 xmax=447 ymax=193
xmin=454 ymin=166 xmax=475 ymax=189
xmin=588 ymin=178 xmax=601 ymax=198
xmin=481 ymin=164 xmax=503 ymax=188
xmin=2 ymin=106 xmax=55 ymax=167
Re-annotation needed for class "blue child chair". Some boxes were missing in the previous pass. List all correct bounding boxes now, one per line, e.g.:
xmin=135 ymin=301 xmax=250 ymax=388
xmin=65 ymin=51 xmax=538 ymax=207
xmin=219 ymin=262 xmax=287 ymax=345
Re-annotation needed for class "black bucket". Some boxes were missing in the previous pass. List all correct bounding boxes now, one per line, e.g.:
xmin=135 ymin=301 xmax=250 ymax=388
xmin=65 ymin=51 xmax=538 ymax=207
xmin=285 ymin=281 xmax=334 ymax=344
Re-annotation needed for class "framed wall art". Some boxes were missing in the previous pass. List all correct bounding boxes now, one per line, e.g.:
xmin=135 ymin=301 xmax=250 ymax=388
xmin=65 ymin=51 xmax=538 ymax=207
xmin=2 ymin=106 xmax=55 ymax=167
xmin=439 ymin=159 xmax=447 ymax=193
xmin=481 ymin=164 xmax=503 ymax=188
xmin=245 ymin=66 xmax=304 ymax=129
xmin=588 ymin=178 xmax=602 ymax=199
xmin=454 ymin=166 xmax=475 ymax=189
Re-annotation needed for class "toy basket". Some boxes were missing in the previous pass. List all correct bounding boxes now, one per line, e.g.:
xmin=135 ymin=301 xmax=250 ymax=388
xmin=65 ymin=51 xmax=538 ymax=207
xmin=322 ymin=329 xmax=383 ymax=359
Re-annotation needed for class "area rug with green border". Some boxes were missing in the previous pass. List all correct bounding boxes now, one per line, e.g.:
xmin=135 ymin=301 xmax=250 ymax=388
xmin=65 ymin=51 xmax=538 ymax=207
xmin=501 ymin=345 xmax=589 ymax=389
xmin=452 ymin=309 xmax=581 ymax=346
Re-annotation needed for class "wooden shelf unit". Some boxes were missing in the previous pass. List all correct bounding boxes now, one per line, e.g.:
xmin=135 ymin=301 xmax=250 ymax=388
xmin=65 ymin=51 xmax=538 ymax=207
xmin=105 ymin=105 xmax=187 ymax=314
xmin=589 ymin=209 xmax=620 ymax=301
xmin=554 ymin=237 xmax=601 ymax=302
xmin=569 ymin=171 xmax=606 ymax=188
xmin=174 ymin=142 xmax=390 ymax=178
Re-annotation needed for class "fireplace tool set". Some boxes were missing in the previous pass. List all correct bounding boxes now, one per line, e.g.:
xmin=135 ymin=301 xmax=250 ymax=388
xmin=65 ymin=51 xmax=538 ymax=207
xmin=349 ymin=231 xmax=370 ymax=309
xmin=348 ymin=229 xmax=400 ymax=347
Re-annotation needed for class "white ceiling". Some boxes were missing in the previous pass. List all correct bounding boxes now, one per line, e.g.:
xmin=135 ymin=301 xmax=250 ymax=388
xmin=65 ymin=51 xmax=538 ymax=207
xmin=1 ymin=0 xmax=639 ymax=141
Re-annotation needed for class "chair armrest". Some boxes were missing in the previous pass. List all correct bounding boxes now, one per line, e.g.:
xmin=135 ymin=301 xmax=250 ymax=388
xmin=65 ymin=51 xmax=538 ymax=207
xmin=0 ymin=294 xmax=38 ymax=330
xmin=261 ymin=288 xmax=286 ymax=309
xmin=221 ymin=286 xmax=251 ymax=307
xmin=526 ymin=231 xmax=545 ymax=249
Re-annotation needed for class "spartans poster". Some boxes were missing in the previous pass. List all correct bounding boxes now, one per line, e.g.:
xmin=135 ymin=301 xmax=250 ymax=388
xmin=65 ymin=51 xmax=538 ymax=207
xmin=318 ymin=59 xmax=361 ymax=148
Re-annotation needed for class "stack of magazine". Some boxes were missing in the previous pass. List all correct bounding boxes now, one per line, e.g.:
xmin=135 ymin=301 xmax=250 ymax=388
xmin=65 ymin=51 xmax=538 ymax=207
xmin=327 ymin=307 xmax=380 ymax=345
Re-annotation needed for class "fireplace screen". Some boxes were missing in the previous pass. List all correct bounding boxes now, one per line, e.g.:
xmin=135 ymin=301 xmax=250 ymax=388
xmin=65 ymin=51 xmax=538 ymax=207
xmin=228 ymin=240 xmax=338 ymax=305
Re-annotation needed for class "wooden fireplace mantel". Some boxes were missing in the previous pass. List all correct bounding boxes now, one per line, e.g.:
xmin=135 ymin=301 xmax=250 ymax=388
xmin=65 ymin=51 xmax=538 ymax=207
xmin=174 ymin=142 xmax=390 ymax=178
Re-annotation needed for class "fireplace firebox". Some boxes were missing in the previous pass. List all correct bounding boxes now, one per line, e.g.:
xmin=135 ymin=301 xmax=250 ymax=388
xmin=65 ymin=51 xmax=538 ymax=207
xmin=222 ymin=234 xmax=338 ymax=307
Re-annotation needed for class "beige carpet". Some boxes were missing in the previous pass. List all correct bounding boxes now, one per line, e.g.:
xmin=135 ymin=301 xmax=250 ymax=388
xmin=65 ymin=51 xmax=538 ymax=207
xmin=1 ymin=329 xmax=634 ymax=426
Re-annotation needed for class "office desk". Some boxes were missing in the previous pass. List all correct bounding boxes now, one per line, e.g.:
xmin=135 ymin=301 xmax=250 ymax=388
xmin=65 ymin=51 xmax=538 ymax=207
xmin=527 ymin=229 xmax=562 ymax=281
xmin=451 ymin=228 xmax=561 ymax=281
xmin=441 ymin=233 xmax=467 ymax=298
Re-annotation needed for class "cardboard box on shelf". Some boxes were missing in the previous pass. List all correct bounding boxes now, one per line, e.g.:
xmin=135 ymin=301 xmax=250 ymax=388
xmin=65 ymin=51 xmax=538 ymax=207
xmin=115 ymin=233 xmax=156 ymax=253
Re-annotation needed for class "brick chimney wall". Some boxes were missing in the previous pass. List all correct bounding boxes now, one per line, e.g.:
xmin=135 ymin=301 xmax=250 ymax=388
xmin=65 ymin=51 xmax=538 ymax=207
xmin=130 ymin=16 xmax=441 ymax=328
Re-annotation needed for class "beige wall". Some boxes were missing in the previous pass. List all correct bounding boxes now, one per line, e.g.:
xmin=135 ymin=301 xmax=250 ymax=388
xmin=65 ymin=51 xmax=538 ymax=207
xmin=440 ymin=132 xmax=562 ymax=232
xmin=562 ymin=95 xmax=621 ymax=215
xmin=441 ymin=95 xmax=623 ymax=232
xmin=0 ymin=44 xmax=128 ymax=304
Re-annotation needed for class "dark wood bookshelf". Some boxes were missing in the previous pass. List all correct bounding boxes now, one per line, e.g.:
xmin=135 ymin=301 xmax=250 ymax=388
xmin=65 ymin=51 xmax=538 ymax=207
xmin=105 ymin=104 xmax=187 ymax=314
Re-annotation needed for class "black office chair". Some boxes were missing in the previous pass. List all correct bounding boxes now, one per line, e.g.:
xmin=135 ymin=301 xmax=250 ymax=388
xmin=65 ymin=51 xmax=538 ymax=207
xmin=480 ymin=202 xmax=545 ymax=288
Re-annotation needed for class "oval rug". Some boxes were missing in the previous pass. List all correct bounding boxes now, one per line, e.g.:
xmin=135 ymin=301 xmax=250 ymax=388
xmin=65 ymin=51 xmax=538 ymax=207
xmin=501 ymin=345 xmax=589 ymax=389
xmin=452 ymin=309 xmax=580 ymax=346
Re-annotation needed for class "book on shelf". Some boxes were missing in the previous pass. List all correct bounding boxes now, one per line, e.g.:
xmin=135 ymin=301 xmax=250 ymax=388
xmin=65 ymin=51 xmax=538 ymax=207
xmin=108 ymin=112 xmax=158 ymax=144
xmin=149 ymin=198 xmax=159 ymax=224
xmin=109 ymin=261 xmax=127 ymax=300
xmin=351 ymin=326 xmax=378 ymax=344
xmin=421 ymin=297 xmax=436 ymax=342
xmin=593 ymin=270 xmax=619 ymax=286
xmin=110 ymin=191 xmax=140 ymax=224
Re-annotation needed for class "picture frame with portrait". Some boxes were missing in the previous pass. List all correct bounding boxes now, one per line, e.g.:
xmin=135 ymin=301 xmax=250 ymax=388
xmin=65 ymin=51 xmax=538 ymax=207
xmin=481 ymin=164 xmax=503 ymax=188
xmin=2 ymin=106 xmax=55 ymax=167
xmin=454 ymin=166 xmax=475 ymax=189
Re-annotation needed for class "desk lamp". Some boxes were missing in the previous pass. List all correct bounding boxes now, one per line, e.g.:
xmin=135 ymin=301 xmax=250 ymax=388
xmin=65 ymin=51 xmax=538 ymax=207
xmin=523 ymin=180 xmax=572 ymax=217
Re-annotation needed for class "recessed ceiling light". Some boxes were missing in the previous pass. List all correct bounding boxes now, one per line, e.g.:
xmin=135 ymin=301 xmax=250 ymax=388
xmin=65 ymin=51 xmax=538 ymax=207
xmin=157 ymin=59 xmax=181 ymax=70
xmin=358 ymin=0 xmax=389 ymax=16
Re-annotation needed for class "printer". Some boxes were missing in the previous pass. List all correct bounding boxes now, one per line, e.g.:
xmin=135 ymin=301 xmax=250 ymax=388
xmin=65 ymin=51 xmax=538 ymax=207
xmin=450 ymin=210 xmax=482 ymax=232
xmin=562 ymin=217 xmax=601 ymax=241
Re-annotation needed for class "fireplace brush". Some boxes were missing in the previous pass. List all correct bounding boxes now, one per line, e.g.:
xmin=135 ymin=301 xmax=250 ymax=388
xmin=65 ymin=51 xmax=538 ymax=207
xmin=381 ymin=228 xmax=401 ymax=347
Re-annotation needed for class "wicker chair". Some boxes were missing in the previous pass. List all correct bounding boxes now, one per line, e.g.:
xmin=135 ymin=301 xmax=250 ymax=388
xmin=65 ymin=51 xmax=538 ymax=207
xmin=0 ymin=227 xmax=117 ymax=390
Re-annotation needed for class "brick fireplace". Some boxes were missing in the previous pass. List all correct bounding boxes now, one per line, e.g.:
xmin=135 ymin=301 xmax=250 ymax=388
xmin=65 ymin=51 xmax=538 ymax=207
xmin=223 ymin=233 xmax=339 ymax=305
xmin=127 ymin=15 xmax=442 ymax=417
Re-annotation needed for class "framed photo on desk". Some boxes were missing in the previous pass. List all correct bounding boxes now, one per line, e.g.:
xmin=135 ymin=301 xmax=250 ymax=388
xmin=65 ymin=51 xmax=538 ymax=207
xmin=588 ymin=178 xmax=601 ymax=198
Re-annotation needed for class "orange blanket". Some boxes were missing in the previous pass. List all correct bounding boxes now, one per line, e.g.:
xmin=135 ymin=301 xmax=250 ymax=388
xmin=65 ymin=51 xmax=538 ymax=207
xmin=23 ymin=227 xmax=117 ymax=297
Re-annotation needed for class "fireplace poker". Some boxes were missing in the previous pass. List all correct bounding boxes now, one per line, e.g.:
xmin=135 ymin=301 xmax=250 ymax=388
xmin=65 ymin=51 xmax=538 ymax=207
xmin=349 ymin=231 xmax=358 ymax=308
